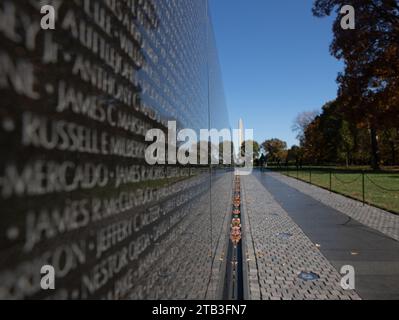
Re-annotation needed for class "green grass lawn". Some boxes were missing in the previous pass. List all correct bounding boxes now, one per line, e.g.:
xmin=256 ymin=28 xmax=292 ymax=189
xmin=273 ymin=168 xmax=399 ymax=214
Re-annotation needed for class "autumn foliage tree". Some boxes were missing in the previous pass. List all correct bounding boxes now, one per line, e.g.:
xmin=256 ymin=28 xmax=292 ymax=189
xmin=262 ymin=139 xmax=288 ymax=165
xmin=312 ymin=0 xmax=399 ymax=169
xmin=301 ymin=101 xmax=358 ymax=166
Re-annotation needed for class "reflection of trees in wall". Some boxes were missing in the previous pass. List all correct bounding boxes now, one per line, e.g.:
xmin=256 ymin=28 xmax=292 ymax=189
xmin=240 ymin=140 xmax=260 ymax=163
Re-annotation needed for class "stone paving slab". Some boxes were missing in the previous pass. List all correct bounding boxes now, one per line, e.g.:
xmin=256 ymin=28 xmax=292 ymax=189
xmin=242 ymin=175 xmax=360 ymax=300
xmin=256 ymin=172 xmax=399 ymax=300
xmin=267 ymin=171 xmax=399 ymax=242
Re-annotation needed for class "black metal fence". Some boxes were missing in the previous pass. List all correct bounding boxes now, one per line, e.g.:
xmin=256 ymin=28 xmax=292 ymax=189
xmin=265 ymin=166 xmax=399 ymax=215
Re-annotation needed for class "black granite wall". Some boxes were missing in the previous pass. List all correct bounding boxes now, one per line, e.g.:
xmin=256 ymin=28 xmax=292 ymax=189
xmin=0 ymin=0 xmax=232 ymax=299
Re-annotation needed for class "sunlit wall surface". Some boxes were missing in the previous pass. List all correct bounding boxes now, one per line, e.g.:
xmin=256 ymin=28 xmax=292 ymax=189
xmin=0 ymin=0 xmax=232 ymax=299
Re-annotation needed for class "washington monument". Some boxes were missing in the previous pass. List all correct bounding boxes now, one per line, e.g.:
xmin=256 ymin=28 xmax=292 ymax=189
xmin=238 ymin=118 xmax=244 ymax=150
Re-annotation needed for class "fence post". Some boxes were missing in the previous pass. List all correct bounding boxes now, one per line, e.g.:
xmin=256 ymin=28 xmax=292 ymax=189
xmin=329 ymin=170 xmax=332 ymax=192
xmin=309 ymin=168 xmax=312 ymax=184
xmin=297 ymin=166 xmax=299 ymax=180
xmin=362 ymin=171 xmax=365 ymax=205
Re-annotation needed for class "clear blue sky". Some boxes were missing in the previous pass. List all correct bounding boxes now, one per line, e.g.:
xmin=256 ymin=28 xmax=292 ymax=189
xmin=209 ymin=0 xmax=342 ymax=147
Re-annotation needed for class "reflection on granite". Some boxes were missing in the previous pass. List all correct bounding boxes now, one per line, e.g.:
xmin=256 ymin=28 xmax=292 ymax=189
xmin=0 ymin=0 xmax=231 ymax=299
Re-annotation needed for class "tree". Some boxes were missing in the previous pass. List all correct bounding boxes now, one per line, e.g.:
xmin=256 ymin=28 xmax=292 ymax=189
xmin=313 ymin=0 xmax=399 ymax=169
xmin=287 ymin=145 xmax=305 ymax=168
xmin=339 ymin=120 xmax=356 ymax=167
xmin=262 ymin=139 xmax=288 ymax=165
xmin=241 ymin=140 xmax=260 ymax=163
xmin=292 ymin=110 xmax=320 ymax=144
xmin=380 ymin=129 xmax=399 ymax=165
xmin=300 ymin=100 xmax=360 ymax=166
xmin=259 ymin=154 xmax=267 ymax=167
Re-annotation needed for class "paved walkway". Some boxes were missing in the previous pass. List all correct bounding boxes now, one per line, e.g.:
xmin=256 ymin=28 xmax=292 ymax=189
xmin=242 ymin=174 xmax=360 ymax=300
xmin=242 ymin=171 xmax=399 ymax=300
xmin=268 ymin=171 xmax=399 ymax=242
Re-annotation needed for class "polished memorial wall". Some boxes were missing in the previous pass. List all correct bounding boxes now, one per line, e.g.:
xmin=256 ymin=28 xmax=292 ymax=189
xmin=0 ymin=0 xmax=232 ymax=299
